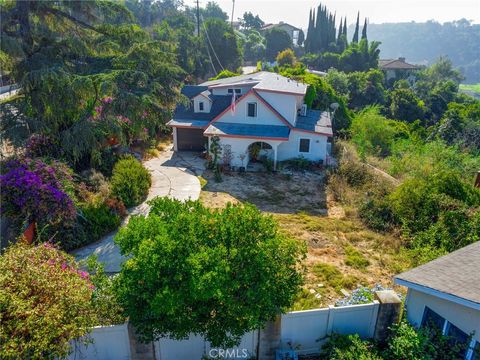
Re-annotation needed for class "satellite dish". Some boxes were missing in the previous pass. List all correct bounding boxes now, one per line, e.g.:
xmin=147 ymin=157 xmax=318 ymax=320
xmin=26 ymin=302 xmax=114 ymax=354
xmin=330 ymin=102 xmax=339 ymax=110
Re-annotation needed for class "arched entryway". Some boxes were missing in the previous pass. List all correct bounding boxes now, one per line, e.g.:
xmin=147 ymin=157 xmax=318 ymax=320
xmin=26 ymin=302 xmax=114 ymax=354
xmin=247 ymin=141 xmax=277 ymax=170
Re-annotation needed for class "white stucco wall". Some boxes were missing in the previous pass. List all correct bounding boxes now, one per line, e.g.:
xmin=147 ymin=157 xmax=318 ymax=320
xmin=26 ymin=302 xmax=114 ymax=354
xmin=192 ymin=94 xmax=211 ymax=113
xmin=213 ymin=137 xmax=283 ymax=167
xmin=215 ymin=93 xmax=287 ymax=126
xmin=257 ymin=90 xmax=302 ymax=125
xmin=277 ymin=130 xmax=328 ymax=162
xmin=405 ymin=289 xmax=480 ymax=343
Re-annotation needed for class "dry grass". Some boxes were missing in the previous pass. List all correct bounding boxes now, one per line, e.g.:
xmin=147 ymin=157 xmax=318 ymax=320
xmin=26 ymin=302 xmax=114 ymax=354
xmin=199 ymin=167 xmax=411 ymax=310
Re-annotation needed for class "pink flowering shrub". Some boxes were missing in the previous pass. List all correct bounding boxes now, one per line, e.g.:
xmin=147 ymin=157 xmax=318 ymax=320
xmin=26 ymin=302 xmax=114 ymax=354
xmin=0 ymin=242 xmax=96 ymax=359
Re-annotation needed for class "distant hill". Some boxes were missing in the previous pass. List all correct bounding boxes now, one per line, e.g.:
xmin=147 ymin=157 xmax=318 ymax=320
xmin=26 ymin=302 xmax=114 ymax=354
xmin=353 ymin=19 xmax=480 ymax=83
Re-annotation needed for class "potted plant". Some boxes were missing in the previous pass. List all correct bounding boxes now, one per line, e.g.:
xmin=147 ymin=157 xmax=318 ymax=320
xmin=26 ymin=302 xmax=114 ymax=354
xmin=249 ymin=143 xmax=261 ymax=162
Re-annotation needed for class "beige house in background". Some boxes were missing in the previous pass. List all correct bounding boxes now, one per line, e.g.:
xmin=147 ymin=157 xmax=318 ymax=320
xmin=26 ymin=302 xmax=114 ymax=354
xmin=261 ymin=22 xmax=301 ymax=45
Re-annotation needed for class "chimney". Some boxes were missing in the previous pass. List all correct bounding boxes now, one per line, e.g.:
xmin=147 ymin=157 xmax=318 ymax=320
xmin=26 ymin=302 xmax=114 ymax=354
xmin=398 ymin=57 xmax=406 ymax=62
xmin=475 ymin=171 xmax=480 ymax=188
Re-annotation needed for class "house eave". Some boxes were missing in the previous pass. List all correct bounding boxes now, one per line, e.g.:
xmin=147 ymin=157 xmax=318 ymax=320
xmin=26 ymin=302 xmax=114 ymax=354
xmin=394 ymin=278 xmax=480 ymax=311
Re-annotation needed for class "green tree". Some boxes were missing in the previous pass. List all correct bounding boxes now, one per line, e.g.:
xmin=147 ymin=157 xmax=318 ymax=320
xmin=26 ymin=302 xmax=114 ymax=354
xmin=0 ymin=242 xmax=96 ymax=359
xmin=276 ymin=48 xmax=297 ymax=67
xmin=243 ymin=30 xmax=266 ymax=62
xmin=240 ymin=12 xmax=264 ymax=30
xmin=114 ymin=198 xmax=305 ymax=347
xmin=201 ymin=1 xmax=228 ymax=21
xmin=0 ymin=1 xmax=184 ymax=166
xmin=352 ymin=12 xmax=360 ymax=43
xmin=297 ymin=29 xmax=305 ymax=46
xmin=203 ymin=18 xmax=243 ymax=71
xmin=265 ymin=28 xmax=292 ymax=61
xmin=361 ymin=18 xmax=368 ymax=40
xmin=389 ymin=88 xmax=426 ymax=122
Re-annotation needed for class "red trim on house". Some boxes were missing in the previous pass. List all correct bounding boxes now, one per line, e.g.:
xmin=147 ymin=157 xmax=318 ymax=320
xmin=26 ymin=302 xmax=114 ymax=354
xmin=293 ymin=128 xmax=333 ymax=137
xmin=204 ymin=133 xmax=289 ymax=141
xmin=208 ymin=89 xmax=293 ymax=129
xmin=254 ymin=87 xmax=307 ymax=96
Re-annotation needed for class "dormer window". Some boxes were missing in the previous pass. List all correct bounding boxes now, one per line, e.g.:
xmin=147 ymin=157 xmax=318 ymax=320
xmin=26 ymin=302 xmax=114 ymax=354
xmin=228 ymin=89 xmax=242 ymax=95
xmin=199 ymin=102 xmax=204 ymax=111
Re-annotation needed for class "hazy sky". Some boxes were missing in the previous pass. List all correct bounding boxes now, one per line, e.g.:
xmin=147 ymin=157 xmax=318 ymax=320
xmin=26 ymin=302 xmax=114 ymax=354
xmin=210 ymin=0 xmax=480 ymax=29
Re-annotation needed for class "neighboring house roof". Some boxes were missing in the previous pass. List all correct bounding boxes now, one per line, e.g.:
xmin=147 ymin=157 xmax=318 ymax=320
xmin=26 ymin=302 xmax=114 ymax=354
xmin=201 ymin=72 xmax=308 ymax=96
xmin=204 ymin=122 xmax=290 ymax=140
xmin=379 ymin=58 xmax=420 ymax=70
xmin=261 ymin=22 xmax=301 ymax=31
xmin=295 ymin=110 xmax=333 ymax=136
xmin=394 ymin=241 xmax=480 ymax=310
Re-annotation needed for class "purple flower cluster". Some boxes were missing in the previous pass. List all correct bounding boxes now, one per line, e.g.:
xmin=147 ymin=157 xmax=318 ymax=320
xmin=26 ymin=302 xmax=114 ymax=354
xmin=335 ymin=284 xmax=403 ymax=307
xmin=116 ymin=115 xmax=132 ymax=125
xmin=0 ymin=158 xmax=76 ymax=224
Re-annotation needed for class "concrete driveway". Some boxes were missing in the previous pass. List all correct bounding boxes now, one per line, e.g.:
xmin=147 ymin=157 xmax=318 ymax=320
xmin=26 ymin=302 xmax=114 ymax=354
xmin=72 ymin=148 xmax=205 ymax=273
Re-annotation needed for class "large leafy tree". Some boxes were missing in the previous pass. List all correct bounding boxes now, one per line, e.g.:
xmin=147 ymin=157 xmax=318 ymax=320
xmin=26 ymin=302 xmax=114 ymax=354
xmin=203 ymin=18 xmax=242 ymax=72
xmin=114 ymin=197 xmax=305 ymax=347
xmin=265 ymin=27 xmax=292 ymax=61
xmin=0 ymin=242 xmax=96 ymax=359
xmin=0 ymin=1 xmax=184 ymax=166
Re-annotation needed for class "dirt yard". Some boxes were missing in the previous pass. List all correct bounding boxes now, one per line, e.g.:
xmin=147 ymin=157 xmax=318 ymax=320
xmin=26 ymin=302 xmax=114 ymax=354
xmin=200 ymin=169 xmax=409 ymax=310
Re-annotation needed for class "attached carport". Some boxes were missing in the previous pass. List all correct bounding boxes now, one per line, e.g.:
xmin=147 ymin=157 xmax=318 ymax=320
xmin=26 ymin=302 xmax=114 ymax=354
xmin=176 ymin=128 xmax=207 ymax=151
xmin=167 ymin=119 xmax=209 ymax=152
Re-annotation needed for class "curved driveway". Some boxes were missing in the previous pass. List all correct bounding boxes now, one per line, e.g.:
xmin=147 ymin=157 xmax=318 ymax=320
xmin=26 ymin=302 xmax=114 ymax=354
xmin=72 ymin=148 xmax=205 ymax=273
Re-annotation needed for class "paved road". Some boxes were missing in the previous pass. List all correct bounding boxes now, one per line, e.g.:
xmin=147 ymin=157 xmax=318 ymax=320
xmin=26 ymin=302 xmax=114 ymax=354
xmin=72 ymin=148 xmax=205 ymax=273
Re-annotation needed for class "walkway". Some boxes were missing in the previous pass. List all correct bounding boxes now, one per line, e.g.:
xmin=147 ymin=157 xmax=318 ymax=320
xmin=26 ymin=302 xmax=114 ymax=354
xmin=72 ymin=148 xmax=205 ymax=273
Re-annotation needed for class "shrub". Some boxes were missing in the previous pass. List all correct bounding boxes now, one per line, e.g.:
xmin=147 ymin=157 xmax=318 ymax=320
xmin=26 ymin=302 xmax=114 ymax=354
xmin=320 ymin=333 xmax=381 ymax=360
xmin=359 ymin=197 xmax=397 ymax=232
xmin=313 ymin=262 xmax=358 ymax=291
xmin=344 ymin=245 xmax=370 ymax=269
xmin=110 ymin=156 xmax=151 ymax=208
xmin=80 ymin=200 xmax=122 ymax=240
xmin=276 ymin=48 xmax=296 ymax=67
xmin=114 ymin=198 xmax=305 ymax=347
xmin=0 ymin=242 xmax=96 ymax=359
xmin=0 ymin=157 xmax=76 ymax=229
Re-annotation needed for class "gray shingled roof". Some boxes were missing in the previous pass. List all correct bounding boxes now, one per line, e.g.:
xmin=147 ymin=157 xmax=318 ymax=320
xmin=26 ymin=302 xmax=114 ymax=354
xmin=295 ymin=110 xmax=333 ymax=136
xmin=394 ymin=241 xmax=480 ymax=307
xmin=174 ymin=94 xmax=231 ymax=122
xmin=201 ymin=71 xmax=308 ymax=95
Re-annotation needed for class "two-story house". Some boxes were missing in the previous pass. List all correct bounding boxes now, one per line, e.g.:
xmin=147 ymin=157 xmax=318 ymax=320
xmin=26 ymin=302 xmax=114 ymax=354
xmin=168 ymin=72 xmax=333 ymax=170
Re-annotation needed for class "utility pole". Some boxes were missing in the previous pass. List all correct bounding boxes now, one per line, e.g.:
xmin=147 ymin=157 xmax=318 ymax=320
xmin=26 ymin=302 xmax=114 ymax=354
xmin=231 ymin=0 xmax=235 ymax=27
xmin=196 ymin=0 xmax=201 ymax=36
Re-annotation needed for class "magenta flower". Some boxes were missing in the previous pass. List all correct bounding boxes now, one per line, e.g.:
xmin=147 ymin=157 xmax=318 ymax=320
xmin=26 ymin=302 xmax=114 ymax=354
xmin=102 ymin=96 xmax=113 ymax=104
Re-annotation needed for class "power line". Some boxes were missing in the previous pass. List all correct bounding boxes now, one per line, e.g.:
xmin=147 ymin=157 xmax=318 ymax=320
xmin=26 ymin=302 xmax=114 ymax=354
xmin=201 ymin=15 xmax=225 ymax=72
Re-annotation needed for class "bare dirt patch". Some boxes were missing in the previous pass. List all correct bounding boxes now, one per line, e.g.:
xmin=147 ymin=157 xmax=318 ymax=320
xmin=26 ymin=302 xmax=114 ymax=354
xmin=199 ymin=168 xmax=409 ymax=310
xmin=200 ymin=169 xmax=327 ymax=214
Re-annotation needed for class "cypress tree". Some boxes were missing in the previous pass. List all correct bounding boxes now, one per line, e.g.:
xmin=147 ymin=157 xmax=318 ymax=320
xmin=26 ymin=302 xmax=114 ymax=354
xmin=361 ymin=17 xmax=368 ymax=40
xmin=305 ymin=9 xmax=313 ymax=52
xmin=352 ymin=11 xmax=360 ymax=43
xmin=337 ymin=17 xmax=343 ymax=42
xmin=343 ymin=17 xmax=347 ymax=37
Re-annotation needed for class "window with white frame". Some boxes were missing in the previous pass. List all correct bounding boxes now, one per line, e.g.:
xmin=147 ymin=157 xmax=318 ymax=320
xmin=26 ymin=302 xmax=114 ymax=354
xmin=299 ymin=138 xmax=310 ymax=153
xmin=247 ymin=102 xmax=257 ymax=117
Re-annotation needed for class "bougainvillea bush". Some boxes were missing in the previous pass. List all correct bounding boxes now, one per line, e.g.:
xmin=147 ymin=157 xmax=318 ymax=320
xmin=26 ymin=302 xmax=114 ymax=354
xmin=0 ymin=242 xmax=96 ymax=359
xmin=0 ymin=157 xmax=76 ymax=226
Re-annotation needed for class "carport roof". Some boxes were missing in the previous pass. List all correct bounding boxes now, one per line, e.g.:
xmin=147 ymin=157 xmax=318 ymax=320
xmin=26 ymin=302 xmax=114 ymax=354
xmin=167 ymin=119 xmax=210 ymax=128
xmin=204 ymin=122 xmax=290 ymax=140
